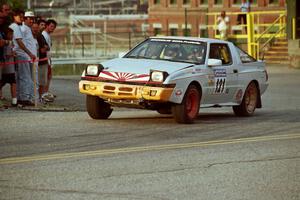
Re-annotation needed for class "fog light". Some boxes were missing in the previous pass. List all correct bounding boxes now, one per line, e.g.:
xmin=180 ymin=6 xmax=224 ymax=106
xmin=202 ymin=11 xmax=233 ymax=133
xmin=84 ymin=84 xmax=90 ymax=90
xmin=150 ymin=90 xmax=157 ymax=96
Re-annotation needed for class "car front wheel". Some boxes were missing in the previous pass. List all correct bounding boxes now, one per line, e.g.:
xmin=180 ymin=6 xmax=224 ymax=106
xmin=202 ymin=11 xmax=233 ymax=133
xmin=233 ymin=82 xmax=258 ymax=116
xmin=86 ymin=95 xmax=112 ymax=119
xmin=172 ymin=85 xmax=201 ymax=124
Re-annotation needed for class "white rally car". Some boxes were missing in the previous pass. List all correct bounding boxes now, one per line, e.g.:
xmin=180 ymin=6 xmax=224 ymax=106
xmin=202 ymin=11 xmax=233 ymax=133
xmin=79 ymin=36 xmax=268 ymax=124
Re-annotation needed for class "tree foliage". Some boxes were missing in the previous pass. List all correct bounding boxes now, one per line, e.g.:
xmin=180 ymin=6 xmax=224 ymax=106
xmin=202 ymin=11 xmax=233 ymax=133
xmin=0 ymin=0 xmax=25 ymax=10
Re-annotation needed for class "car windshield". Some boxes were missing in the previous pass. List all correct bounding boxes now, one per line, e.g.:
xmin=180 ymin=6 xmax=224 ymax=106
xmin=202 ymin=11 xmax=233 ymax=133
xmin=125 ymin=38 xmax=207 ymax=64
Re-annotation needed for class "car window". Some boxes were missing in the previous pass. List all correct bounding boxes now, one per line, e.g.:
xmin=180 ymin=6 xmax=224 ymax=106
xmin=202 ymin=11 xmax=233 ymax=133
xmin=235 ymin=46 xmax=256 ymax=63
xmin=209 ymin=43 xmax=232 ymax=65
xmin=125 ymin=38 xmax=207 ymax=64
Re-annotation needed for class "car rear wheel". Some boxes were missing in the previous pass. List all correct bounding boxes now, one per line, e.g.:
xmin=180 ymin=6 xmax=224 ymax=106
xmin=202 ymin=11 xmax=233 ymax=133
xmin=172 ymin=85 xmax=200 ymax=124
xmin=233 ymin=82 xmax=258 ymax=116
xmin=86 ymin=95 xmax=112 ymax=119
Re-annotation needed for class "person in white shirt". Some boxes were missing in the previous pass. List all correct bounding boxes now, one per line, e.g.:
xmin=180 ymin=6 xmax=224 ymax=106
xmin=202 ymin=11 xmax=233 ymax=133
xmin=42 ymin=19 xmax=56 ymax=96
xmin=217 ymin=11 xmax=230 ymax=41
xmin=21 ymin=11 xmax=39 ymax=103
xmin=9 ymin=10 xmax=36 ymax=106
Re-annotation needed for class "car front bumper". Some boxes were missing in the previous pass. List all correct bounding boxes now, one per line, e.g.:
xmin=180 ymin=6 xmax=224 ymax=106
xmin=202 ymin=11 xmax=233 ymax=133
xmin=79 ymin=80 xmax=175 ymax=102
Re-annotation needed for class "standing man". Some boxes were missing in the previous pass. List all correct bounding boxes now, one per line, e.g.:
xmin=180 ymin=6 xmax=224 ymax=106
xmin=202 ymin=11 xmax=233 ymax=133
xmin=217 ymin=11 xmax=230 ymax=41
xmin=42 ymin=19 xmax=56 ymax=99
xmin=36 ymin=19 xmax=49 ymax=102
xmin=0 ymin=12 xmax=7 ymax=101
xmin=237 ymin=0 xmax=250 ymax=33
xmin=1 ymin=3 xmax=11 ymax=29
xmin=0 ymin=3 xmax=11 ymax=101
xmin=9 ymin=10 xmax=36 ymax=106
xmin=22 ymin=11 xmax=39 ymax=103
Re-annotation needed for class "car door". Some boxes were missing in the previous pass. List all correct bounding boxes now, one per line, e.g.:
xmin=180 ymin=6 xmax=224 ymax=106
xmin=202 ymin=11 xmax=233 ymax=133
xmin=205 ymin=43 xmax=239 ymax=104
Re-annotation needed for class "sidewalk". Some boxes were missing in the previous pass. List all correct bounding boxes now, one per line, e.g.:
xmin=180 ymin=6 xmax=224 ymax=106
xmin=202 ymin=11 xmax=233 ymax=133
xmin=266 ymin=64 xmax=300 ymax=73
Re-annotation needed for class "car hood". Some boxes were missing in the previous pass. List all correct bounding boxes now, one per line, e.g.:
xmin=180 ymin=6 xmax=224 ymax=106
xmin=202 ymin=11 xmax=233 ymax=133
xmin=101 ymin=58 xmax=194 ymax=75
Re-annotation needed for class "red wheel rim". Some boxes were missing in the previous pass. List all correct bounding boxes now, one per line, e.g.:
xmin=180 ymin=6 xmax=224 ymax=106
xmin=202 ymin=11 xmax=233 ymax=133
xmin=185 ymin=88 xmax=199 ymax=119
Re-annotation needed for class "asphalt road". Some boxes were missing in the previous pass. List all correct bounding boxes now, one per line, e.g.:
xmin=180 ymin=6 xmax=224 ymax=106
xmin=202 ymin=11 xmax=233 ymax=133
xmin=0 ymin=65 xmax=299 ymax=200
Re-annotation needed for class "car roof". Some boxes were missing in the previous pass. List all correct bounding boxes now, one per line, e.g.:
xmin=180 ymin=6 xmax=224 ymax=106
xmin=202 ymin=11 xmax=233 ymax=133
xmin=149 ymin=36 xmax=231 ymax=44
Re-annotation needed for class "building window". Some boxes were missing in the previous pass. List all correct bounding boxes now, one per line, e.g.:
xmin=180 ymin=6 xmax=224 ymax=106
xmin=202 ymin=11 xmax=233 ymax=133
xmin=181 ymin=24 xmax=191 ymax=36
xmin=170 ymin=0 xmax=177 ymax=5
xmin=199 ymin=26 xmax=208 ymax=37
xmin=184 ymin=28 xmax=191 ymax=36
xmin=199 ymin=0 xmax=208 ymax=5
xmin=170 ymin=28 xmax=178 ymax=36
xmin=183 ymin=0 xmax=190 ymax=5
xmin=154 ymin=28 xmax=162 ymax=36
xmin=214 ymin=0 xmax=223 ymax=5
xmin=154 ymin=0 xmax=160 ymax=4
xmin=233 ymin=0 xmax=241 ymax=4
xmin=269 ymin=0 xmax=278 ymax=4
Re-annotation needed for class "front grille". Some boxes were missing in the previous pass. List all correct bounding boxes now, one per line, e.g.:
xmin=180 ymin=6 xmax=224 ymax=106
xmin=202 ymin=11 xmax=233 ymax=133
xmin=102 ymin=84 xmax=136 ymax=97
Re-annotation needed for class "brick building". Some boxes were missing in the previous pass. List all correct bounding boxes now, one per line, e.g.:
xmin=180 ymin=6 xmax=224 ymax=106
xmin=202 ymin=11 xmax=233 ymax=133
xmin=148 ymin=0 xmax=286 ymax=37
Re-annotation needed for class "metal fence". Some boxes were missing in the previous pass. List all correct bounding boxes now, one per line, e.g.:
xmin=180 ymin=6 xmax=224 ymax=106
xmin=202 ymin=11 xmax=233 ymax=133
xmin=52 ymin=31 xmax=149 ymax=58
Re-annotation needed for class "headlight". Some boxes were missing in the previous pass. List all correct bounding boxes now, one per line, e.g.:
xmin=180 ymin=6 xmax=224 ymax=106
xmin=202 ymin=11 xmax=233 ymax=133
xmin=86 ymin=64 xmax=103 ymax=76
xmin=150 ymin=70 xmax=168 ymax=82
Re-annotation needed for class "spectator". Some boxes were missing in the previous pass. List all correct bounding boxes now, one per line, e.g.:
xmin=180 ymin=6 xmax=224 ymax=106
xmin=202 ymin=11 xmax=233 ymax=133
xmin=0 ymin=28 xmax=17 ymax=106
xmin=22 ymin=11 xmax=40 ymax=104
xmin=36 ymin=19 xmax=50 ymax=102
xmin=0 ymin=3 xmax=11 ymax=29
xmin=0 ymin=12 xmax=6 ymax=100
xmin=42 ymin=19 xmax=57 ymax=101
xmin=22 ymin=11 xmax=39 ymax=103
xmin=30 ymin=19 xmax=41 ymax=104
xmin=237 ymin=0 xmax=250 ymax=33
xmin=217 ymin=11 xmax=230 ymax=40
xmin=9 ymin=10 xmax=36 ymax=106
xmin=38 ymin=19 xmax=46 ymax=32
xmin=0 ymin=4 xmax=12 ymax=103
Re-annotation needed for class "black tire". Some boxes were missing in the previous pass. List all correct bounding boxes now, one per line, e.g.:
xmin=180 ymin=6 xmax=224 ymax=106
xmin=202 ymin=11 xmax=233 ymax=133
xmin=86 ymin=95 xmax=112 ymax=119
xmin=172 ymin=85 xmax=201 ymax=124
xmin=233 ymin=82 xmax=258 ymax=117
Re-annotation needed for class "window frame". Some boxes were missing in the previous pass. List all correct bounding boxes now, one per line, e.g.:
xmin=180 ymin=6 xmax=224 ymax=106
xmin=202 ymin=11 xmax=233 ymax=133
xmin=209 ymin=43 xmax=233 ymax=65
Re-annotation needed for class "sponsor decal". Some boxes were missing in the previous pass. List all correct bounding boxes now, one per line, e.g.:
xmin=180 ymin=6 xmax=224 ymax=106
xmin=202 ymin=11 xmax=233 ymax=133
xmin=214 ymin=69 xmax=226 ymax=77
xmin=99 ymin=71 xmax=149 ymax=82
xmin=192 ymin=68 xmax=202 ymax=74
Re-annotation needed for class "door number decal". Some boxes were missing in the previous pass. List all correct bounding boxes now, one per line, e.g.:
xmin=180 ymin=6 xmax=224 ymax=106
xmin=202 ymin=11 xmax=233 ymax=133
xmin=213 ymin=69 xmax=227 ymax=94
xmin=215 ymin=78 xmax=226 ymax=93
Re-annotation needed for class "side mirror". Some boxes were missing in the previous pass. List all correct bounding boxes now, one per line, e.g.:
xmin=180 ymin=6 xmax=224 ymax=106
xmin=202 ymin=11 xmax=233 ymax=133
xmin=208 ymin=59 xmax=222 ymax=67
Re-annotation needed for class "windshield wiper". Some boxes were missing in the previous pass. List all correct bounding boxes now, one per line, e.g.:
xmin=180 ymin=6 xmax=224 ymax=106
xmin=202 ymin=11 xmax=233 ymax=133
xmin=126 ymin=55 xmax=150 ymax=59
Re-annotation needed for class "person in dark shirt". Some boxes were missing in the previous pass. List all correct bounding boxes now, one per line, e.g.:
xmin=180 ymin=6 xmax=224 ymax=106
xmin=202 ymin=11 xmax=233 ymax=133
xmin=36 ymin=19 xmax=49 ymax=101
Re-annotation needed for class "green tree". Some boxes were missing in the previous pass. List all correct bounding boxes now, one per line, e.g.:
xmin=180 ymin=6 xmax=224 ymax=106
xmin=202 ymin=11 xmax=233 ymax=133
xmin=0 ymin=0 xmax=25 ymax=10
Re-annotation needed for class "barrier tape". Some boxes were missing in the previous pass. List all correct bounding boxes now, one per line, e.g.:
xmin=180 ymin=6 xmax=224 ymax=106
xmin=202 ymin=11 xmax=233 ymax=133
xmin=0 ymin=57 xmax=49 ymax=68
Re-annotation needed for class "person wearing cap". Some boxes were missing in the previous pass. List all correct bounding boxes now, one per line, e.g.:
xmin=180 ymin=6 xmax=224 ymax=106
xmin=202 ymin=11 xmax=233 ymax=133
xmin=9 ymin=10 xmax=36 ymax=106
xmin=22 ymin=11 xmax=39 ymax=104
